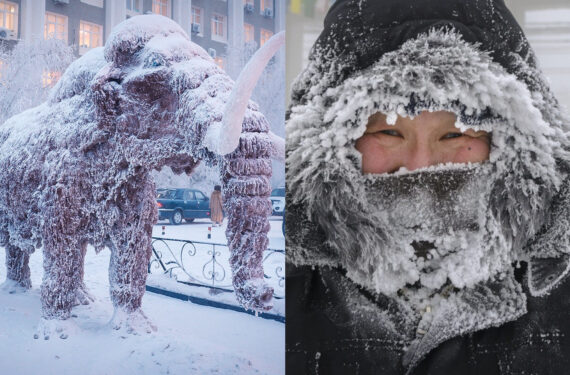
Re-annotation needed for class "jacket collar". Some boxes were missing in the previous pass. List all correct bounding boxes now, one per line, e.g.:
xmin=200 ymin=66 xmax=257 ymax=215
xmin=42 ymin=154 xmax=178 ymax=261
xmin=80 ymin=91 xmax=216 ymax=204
xmin=401 ymin=274 xmax=527 ymax=372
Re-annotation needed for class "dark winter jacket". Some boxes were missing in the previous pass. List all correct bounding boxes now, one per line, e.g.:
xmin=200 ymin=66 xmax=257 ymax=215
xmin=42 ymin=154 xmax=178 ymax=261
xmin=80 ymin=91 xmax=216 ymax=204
xmin=286 ymin=0 xmax=570 ymax=374
xmin=287 ymin=262 xmax=570 ymax=375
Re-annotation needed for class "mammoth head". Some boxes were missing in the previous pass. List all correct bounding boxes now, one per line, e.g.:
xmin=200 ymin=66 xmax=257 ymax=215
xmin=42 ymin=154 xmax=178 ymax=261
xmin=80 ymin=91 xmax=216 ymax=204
xmin=89 ymin=15 xmax=284 ymax=310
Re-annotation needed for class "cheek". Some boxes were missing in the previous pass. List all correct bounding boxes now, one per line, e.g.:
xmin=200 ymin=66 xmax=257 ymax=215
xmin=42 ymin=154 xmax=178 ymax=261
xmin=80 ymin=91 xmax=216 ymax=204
xmin=450 ymin=138 xmax=490 ymax=164
xmin=355 ymin=135 xmax=402 ymax=174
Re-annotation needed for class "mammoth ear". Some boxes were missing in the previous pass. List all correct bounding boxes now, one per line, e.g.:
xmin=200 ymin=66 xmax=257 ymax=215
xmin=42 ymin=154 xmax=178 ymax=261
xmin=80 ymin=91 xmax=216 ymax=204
xmin=526 ymin=176 xmax=570 ymax=296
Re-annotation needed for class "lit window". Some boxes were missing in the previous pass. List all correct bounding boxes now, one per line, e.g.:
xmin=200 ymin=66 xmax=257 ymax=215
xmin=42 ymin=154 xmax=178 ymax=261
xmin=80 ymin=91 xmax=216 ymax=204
xmin=44 ymin=12 xmax=68 ymax=43
xmin=0 ymin=0 xmax=17 ymax=34
xmin=214 ymin=57 xmax=225 ymax=70
xmin=260 ymin=0 xmax=273 ymax=15
xmin=191 ymin=7 xmax=202 ymax=34
xmin=79 ymin=21 xmax=103 ymax=53
xmin=126 ymin=0 xmax=142 ymax=15
xmin=244 ymin=23 xmax=254 ymax=43
xmin=211 ymin=13 xmax=227 ymax=42
xmin=152 ymin=0 xmax=169 ymax=17
xmin=260 ymin=28 xmax=273 ymax=46
xmin=42 ymin=70 xmax=62 ymax=88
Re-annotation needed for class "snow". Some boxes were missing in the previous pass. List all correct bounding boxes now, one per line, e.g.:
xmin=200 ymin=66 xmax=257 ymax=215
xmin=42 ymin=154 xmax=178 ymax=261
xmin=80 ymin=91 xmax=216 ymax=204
xmin=0 ymin=222 xmax=284 ymax=375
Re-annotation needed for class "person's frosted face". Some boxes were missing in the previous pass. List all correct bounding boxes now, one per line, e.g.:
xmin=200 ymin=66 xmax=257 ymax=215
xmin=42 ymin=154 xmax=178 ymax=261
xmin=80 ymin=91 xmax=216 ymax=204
xmin=355 ymin=111 xmax=491 ymax=174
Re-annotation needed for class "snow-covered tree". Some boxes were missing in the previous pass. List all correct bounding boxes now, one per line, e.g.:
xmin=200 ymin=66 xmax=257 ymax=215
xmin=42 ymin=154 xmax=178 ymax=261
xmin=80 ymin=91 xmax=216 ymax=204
xmin=0 ymin=38 xmax=75 ymax=125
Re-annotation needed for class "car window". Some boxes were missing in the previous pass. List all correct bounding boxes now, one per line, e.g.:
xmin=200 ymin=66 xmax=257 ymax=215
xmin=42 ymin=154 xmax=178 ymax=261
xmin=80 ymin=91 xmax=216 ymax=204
xmin=175 ymin=190 xmax=185 ymax=200
xmin=184 ymin=190 xmax=195 ymax=200
xmin=196 ymin=191 xmax=206 ymax=200
xmin=271 ymin=188 xmax=285 ymax=197
xmin=157 ymin=190 xmax=177 ymax=199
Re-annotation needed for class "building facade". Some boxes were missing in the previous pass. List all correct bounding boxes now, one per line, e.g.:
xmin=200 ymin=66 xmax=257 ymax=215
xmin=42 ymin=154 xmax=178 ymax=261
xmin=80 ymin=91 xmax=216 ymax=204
xmin=0 ymin=0 xmax=285 ymax=71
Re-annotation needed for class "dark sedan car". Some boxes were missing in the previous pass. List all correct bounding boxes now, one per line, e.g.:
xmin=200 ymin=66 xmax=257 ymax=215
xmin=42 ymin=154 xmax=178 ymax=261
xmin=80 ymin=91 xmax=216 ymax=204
xmin=156 ymin=188 xmax=210 ymax=225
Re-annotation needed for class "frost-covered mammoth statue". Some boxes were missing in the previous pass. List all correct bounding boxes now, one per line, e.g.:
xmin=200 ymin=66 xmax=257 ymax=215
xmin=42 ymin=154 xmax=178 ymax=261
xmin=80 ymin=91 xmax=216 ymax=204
xmin=0 ymin=15 xmax=284 ymax=338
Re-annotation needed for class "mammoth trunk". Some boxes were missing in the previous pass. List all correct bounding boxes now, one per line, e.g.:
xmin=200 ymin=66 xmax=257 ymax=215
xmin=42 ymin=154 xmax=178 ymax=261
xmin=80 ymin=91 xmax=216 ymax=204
xmin=222 ymin=131 xmax=274 ymax=311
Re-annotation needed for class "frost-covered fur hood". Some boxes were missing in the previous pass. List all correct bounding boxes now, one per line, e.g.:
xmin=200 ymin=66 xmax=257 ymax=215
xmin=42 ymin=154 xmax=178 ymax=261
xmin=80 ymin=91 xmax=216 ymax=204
xmin=287 ymin=26 xmax=570 ymax=299
xmin=287 ymin=0 xmax=570 ymax=370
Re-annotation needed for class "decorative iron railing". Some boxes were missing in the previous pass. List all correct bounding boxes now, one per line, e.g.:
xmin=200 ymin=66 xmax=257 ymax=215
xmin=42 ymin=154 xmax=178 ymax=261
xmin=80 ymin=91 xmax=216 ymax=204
xmin=148 ymin=237 xmax=285 ymax=299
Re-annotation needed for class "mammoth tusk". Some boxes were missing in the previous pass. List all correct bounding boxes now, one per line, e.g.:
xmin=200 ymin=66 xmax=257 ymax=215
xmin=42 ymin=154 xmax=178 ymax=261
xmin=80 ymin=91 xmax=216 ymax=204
xmin=268 ymin=131 xmax=285 ymax=162
xmin=204 ymin=31 xmax=285 ymax=155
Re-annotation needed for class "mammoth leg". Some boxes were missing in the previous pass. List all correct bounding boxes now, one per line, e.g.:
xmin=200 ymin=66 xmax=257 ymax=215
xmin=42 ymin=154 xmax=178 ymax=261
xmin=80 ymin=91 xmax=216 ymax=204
xmin=40 ymin=236 xmax=84 ymax=320
xmin=223 ymin=132 xmax=274 ymax=311
xmin=4 ymin=243 xmax=32 ymax=291
xmin=108 ymin=179 xmax=156 ymax=333
xmin=35 ymin=235 xmax=86 ymax=339
xmin=108 ymin=236 xmax=152 ymax=312
xmin=73 ymin=240 xmax=94 ymax=306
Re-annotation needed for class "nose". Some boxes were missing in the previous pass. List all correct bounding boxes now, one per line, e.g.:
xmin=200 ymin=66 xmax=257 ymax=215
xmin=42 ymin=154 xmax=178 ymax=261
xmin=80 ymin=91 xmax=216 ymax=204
xmin=404 ymin=141 xmax=441 ymax=171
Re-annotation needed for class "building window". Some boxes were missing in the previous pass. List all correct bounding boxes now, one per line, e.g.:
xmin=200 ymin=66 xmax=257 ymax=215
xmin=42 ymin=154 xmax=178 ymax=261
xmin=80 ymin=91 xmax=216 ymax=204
xmin=260 ymin=28 xmax=273 ymax=47
xmin=126 ymin=0 xmax=142 ymax=16
xmin=0 ymin=0 xmax=17 ymax=34
xmin=79 ymin=21 xmax=103 ymax=53
xmin=44 ymin=12 xmax=68 ymax=43
xmin=214 ymin=56 xmax=225 ymax=70
xmin=260 ymin=0 xmax=273 ymax=16
xmin=244 ymin=0 xmax=254 ymax=13
xmin=211 ymin=13 xmax=227 ymax=43
xmin=191 ymin=7 xmax=202 ymax=35
xmin=244 ymin=23 xmax=254 ymax=43
xmin=152 ymin=0 xmax=170 ymax=17
xmin=42 ymin=70 xmax=62 ymax=88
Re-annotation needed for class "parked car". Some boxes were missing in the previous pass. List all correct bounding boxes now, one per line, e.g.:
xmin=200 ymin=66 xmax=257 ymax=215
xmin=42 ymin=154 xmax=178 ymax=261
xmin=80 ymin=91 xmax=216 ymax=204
xmin=156 ymin=188 xmax=210 ymax=225
xmin=270 ymin=187 xmax=285 ymax=216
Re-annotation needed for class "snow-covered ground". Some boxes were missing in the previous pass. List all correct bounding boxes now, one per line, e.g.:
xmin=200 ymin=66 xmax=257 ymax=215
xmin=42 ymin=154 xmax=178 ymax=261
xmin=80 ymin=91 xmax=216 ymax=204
xmin=0 ymin=217 xmax=285 ymax=375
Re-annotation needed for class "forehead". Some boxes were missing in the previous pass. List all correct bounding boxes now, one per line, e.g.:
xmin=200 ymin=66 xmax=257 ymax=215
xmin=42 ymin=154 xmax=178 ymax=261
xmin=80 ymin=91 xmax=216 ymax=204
xmin=367 ymin=111 xmax=459 ymax=128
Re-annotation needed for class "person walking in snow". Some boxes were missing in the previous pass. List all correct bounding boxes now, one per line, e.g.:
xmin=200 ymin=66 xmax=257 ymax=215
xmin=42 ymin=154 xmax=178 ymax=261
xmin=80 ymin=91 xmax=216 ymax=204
xmin=210 ymin=185 xmax=224 ymax=226
xmin=286 ymin=0 xmax=570 ymax=374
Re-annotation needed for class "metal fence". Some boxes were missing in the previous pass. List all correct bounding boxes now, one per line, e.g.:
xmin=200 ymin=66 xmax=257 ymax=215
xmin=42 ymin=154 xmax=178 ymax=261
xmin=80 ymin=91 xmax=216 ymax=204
xmin=148 ymin=237 xmax=285 ymax=299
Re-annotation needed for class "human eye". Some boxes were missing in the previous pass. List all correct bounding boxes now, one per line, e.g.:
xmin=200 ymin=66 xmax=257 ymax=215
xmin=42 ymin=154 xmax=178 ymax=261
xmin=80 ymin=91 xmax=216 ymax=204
xmin=441 ymin=132 xmax=463 ymax=140
xmin=379 ymin=129 xmax=402 ymax=137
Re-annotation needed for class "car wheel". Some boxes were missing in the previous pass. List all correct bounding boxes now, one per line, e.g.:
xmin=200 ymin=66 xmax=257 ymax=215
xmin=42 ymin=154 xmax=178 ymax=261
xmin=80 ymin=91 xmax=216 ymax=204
xmin=170 ymin=210 xmax=183 ymax=225
xmin=185 ymin=218 xmax=195 ymax=223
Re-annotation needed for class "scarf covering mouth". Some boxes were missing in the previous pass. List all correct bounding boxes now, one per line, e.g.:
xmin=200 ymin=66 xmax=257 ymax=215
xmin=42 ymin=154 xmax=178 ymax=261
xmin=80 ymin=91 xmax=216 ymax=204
xmin=359 ymin=164 xmax=510 ymax=295
xmin=286 ymin=27 xmax=570 ymax=298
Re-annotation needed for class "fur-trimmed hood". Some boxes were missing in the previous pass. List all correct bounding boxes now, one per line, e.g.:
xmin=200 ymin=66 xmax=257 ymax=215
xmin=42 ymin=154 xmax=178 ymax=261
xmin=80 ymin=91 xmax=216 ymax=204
xmin=287 ymin=0 xmax=570 ymax=297
xmin=286 ymin=0 xmax=570 ymax=369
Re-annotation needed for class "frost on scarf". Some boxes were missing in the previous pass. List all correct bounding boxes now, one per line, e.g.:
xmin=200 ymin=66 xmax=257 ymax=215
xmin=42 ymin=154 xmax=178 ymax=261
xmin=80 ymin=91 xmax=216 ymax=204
xmin=286 ymin=29 xmax=570 ymax=363
xmin=0 ymin=15 xmax=277 ymax=338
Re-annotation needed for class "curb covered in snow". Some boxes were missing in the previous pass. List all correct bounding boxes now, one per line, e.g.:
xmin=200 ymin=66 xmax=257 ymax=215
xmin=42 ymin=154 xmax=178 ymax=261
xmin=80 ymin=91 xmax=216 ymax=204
xmin=146 ymin=285 xmax=286 ymax=323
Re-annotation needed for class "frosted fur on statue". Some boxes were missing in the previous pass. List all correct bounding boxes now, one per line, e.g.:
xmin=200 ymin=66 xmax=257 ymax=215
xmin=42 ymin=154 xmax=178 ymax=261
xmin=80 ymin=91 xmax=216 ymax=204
xmin=0 ymin=15 xmax=281 ymax=338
